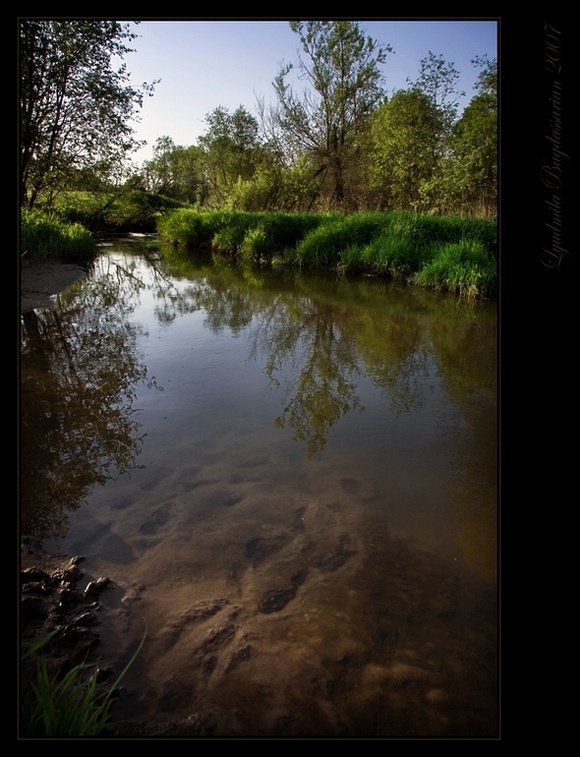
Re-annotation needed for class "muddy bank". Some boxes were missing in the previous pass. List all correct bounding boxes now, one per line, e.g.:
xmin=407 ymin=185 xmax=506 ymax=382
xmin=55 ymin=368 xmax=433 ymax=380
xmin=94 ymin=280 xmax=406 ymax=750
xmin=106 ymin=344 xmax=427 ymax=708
xmin=20 ymin=261 xmax=87 ymax=313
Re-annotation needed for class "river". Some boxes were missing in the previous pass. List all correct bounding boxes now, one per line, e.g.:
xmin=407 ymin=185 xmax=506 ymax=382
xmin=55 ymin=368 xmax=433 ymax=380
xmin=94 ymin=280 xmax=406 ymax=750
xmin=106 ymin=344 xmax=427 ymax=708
xmin=20 ymin=239 xmax=498 ymax=737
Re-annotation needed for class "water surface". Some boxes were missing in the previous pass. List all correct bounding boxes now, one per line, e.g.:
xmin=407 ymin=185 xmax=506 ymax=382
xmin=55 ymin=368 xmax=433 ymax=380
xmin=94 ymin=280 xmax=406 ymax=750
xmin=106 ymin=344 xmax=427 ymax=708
xmin=21 ymin=241 xmax=497 ymax=737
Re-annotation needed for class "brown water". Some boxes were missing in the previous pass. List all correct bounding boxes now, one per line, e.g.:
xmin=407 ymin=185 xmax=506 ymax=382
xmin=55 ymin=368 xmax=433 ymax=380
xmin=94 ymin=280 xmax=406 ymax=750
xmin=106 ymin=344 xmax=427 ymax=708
xmin=20 ymin=241 xmax=498 ymax=737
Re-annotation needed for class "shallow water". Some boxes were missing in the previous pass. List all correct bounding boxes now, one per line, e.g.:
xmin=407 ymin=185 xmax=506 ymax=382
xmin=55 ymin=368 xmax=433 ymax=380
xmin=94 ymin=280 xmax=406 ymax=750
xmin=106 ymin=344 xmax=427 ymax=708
xmin=21 ymin=241 xmax=497 ymax=737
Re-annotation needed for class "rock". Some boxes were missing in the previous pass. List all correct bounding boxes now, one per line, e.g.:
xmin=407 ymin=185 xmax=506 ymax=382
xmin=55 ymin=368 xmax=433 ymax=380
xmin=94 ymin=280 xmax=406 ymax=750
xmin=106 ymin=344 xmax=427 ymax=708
xmin=70 ymin=610 xmax=98 ymax=628
xmin=195 ymin=623 xmax=236 ymax=656
xmin=258 ymin=569 xmax=308 ymax=614
xmin=245 ymin=535 xmax=287 ymax=566
xmin=311 ymin=534 xmax=356 ymax=573
xmin=20 ymin=595 xmax=48 ymax=622
xmin=60 ymin=564 xmax=82 ymax=583
xmin=225 ymin=644 xmax=253 ymax=673
xmin=21 ymin=567 xmax=49 ymax=583
xmin=180 ymin=599 xmax=228 ymax=623
xmin=57 ymin=587 xmax=83 ymax=607
xmin=84 ymin=577 xmax=112 ymax=599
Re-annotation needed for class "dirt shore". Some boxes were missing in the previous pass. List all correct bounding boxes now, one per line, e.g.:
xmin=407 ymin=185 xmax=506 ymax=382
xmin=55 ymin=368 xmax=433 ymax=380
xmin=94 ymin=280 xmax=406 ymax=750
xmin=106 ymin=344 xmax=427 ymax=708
xmin=20 ymin=260 xmax=87 ymax=313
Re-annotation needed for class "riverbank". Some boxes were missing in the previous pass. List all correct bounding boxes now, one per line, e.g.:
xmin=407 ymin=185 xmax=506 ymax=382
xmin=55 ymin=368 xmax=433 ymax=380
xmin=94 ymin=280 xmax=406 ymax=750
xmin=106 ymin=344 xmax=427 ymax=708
xmin=20 ymin=260 xmax=87 ymax=313
xmin=157 ymin=209 xmax=497 ymax=299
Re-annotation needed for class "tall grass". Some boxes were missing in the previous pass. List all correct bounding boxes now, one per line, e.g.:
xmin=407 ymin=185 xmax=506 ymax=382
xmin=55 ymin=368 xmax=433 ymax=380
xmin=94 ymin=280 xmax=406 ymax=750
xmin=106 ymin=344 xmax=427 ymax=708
xmin=157 ymin=209 xmax=497 ymax=298
xmin=21 ymin=628 xmax=146 ymax=738
xmin=21 ymin=210 xmax=95 ymax=261
xmin=414 ymin=240 xmax=497 ymax=298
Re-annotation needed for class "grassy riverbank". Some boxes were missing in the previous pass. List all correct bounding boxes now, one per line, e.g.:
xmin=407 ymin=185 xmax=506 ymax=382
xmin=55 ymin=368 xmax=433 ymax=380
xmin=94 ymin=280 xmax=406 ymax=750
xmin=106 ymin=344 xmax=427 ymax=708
xmin=20 ymin=210 xmax=95 ymax=261
xmin=157 ymin=209 xmax=497 ymax=298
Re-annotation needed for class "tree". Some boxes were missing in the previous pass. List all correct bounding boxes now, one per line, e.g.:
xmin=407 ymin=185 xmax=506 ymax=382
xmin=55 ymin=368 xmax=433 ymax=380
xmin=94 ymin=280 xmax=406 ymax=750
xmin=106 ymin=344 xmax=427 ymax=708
xmin=409 ymin=51 xmax=464 ymax=134
xmin=273 ymin=21 xmax=391 ymax=209
xmin=198 ymin=105 xmax=262 ymax=207
xmin=19 ymin=20 xmax=155 ymax=208
xmin=437 ymin=57 xmax=497 ymax=216
xmin=368 ymin=90 xmax=443 ymax=211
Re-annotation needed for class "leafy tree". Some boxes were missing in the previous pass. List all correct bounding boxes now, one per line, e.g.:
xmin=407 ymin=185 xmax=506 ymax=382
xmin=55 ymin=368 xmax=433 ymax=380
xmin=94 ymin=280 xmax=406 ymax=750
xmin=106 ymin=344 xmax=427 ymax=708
xmin=20 ymin=20 xmax=155 ymax=208
xmin=198 ymin=105 xmax=262 ymax=207
xmin=143 ymin=137 xmax=207 ymax=204
xmin=273 ymin=21 xmax=391 ymax=209
xmin=368 ymin=89 xmax=443 ymax=211
xmin=437 ymin=57 xmax=497 ymax=216
xmin=409 ymin=50 xmax=464 ymax=134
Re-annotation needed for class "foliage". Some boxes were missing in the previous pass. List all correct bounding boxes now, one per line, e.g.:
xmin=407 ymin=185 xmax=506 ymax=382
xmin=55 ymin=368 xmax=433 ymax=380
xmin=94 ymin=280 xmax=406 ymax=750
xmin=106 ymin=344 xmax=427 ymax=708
xmin=273 ymin=21 xmax=392 ymax=209
xmin=20 ymin=20 xmax=155 ymax=209
xmin=20 ymin=209 xmax=94 ymax=260
xmin=368 ymin=90 xmax=443 ymax=212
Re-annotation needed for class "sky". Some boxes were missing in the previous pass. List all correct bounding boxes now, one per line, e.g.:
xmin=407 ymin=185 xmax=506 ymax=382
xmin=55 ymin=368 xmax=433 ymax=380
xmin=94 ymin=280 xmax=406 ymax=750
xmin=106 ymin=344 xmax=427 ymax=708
xmin=122 ymin=20 xmax=498 ymax=164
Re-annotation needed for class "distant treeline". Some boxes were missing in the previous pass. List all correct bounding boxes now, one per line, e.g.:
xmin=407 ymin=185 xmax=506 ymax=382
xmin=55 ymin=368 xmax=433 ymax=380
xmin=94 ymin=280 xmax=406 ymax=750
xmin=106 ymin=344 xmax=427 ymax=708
xmin=20 ymin=20 xmax=496 ymax=220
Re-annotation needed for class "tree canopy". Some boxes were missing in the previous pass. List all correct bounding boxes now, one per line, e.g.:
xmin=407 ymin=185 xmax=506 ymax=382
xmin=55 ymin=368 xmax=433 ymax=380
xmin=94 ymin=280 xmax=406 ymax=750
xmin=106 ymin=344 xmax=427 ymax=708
xmin=20 ymin=20 xmax=155 ymax=208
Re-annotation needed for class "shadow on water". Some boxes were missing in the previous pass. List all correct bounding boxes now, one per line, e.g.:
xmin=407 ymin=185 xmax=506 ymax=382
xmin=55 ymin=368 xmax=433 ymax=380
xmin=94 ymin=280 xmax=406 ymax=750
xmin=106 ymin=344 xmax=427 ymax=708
xmin=20 ymin=255 xmax=154 ymax=538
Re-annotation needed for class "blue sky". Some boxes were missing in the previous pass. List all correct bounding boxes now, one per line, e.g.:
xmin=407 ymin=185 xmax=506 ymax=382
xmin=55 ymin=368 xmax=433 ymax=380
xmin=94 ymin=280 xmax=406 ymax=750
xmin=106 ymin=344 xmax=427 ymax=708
xmin=124 ymin=20 xmax=497 ymax=163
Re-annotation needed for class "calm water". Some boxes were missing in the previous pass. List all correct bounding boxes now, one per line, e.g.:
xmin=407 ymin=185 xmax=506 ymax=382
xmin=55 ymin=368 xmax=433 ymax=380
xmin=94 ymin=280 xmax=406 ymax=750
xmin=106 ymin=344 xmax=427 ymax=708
xmin=20 ymin=240 xmax=498 ymax=737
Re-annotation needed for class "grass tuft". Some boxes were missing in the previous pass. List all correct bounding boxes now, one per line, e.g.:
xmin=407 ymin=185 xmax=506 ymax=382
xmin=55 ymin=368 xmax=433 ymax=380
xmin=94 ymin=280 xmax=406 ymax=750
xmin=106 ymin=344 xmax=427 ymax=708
xmin=413 ymin=240 xmax=497 ymax=299
xmin=21 ymin=625 xmax=146 ymax=737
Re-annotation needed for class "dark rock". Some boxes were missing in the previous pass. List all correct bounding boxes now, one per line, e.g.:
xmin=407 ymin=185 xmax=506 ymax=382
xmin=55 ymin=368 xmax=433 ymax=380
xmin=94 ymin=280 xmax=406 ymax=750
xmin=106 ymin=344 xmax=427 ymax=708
xmin=195 ymin=623 xmax=236 ymax=656
xmin=245 ymin=535 xmax=286 ymax=565
xmin=258 ymin=570 xmax=308 ymax=614
xmin=312 ymin=534 xmax=356 ymax=573
xmin=70 ymin=610 xmax=98 ymax=628
xmin=95 ymin=665 xmax=113 ymax=683
xmin=180 ymin=599 xmax=229 ymax=624
xmin=57 ymin=587 xmax=83 ymax=607
xmin=21 ymin=567 xmax=49 ymax=583
xmin=60 ymin=565 xmax=82 ymax=583
xmin=20 ymin=595 xmax=48 ymax=622
xmin=84 ymin=577 xmax=112 ymax=598
xmin=225 ymin=644 xmax=253 ymax=673
xmin=21 ymin=580 xmax=52 ymax=595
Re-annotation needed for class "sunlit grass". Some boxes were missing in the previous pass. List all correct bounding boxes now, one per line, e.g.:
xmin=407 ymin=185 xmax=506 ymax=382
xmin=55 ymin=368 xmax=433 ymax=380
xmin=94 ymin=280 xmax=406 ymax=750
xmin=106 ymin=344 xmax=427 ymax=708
xmin=414 ymin=240 xmax=497 ymax=299
xmin=157 ymin=209 xmax=497 ymax=298
xmin=20 ymin=209 xmax=95 ymax=260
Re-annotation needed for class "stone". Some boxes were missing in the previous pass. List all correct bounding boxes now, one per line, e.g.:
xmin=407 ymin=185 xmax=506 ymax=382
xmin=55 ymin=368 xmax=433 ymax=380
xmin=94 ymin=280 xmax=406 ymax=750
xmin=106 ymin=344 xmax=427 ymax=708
xmin=84 ymin=577 xmax=112 ymax=598
xmin=258 ymin=570 xmax=308 ymax=614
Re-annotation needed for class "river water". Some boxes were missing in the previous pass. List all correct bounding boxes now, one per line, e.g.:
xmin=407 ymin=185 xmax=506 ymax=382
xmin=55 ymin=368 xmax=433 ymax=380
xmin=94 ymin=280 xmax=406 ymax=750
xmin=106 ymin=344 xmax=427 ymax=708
xmin=20 ymin=240 xmax=498 ymax=737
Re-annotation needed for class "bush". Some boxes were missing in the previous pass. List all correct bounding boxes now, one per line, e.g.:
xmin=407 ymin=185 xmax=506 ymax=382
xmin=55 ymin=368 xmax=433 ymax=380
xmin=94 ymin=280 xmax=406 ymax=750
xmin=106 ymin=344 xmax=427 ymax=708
xmin=20 ymin=210 xmax=94 ymax=261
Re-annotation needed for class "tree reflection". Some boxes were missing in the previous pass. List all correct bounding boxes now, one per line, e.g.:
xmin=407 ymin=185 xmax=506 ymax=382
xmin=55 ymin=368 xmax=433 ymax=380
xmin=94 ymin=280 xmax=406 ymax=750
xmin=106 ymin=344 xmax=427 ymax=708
xmin=423 ymin=292 xmax=497 ymax=582
xmin=20 ymin=258 xmax=152 ymax=538
xmin=155 ymin=252 xmax=427 ymax=455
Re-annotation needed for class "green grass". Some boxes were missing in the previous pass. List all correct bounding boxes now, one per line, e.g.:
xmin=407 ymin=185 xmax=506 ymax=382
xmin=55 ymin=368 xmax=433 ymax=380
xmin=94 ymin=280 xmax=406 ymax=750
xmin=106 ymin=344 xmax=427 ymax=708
xmin=20 ymin=209 xmax=95 ymax=261
xmin=413 ymin=240 xmax=497 ymax=299
xmin=157 ymin=209 xmax=497 ymax=298
xmin=21 ymin=627 xmax=146 ymax=738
